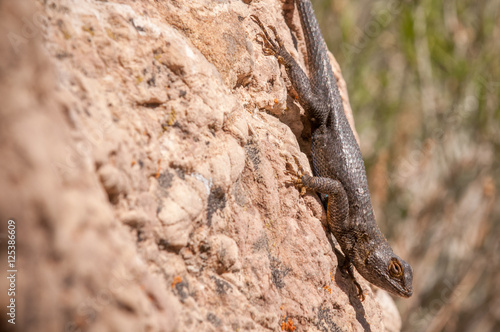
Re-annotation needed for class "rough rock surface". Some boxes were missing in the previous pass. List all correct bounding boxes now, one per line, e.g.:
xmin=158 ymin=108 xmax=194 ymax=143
xmin=0 ymin=0 xmax=400 ymax=331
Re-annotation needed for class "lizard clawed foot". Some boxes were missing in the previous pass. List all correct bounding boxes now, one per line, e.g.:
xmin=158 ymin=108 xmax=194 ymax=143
xmin=250 ymin=15 xmax=286 ymax=63
xmin=285 ymin=155 xmax=309 ymax=196
xmin=284 ymin=168 xmax=307 ymax=196
xmin=342 ymin=262 xmax=366 ymax=302
xmin=335 ymin=248 xmax=366 ymax=301
xmin=351 ymin=273 xmax=366 ymax=302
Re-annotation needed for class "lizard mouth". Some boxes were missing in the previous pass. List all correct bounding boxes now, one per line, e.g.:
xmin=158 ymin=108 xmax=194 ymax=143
xmin=400 ymin=288 xmax=413 ymax=298
xmin=390 ymin=284 xmax=413 ymax=298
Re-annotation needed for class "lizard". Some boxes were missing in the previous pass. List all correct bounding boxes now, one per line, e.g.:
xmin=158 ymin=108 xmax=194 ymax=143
xmin=250 ymin=0 xmax=413 ymax=299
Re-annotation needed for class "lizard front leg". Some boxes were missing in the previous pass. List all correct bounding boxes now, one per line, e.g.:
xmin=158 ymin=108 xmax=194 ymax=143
xmin=291 ymin=170 xmax=365 ymax=300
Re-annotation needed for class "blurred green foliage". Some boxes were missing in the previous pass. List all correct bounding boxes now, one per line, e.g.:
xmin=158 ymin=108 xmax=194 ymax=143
xmin=312 ymin=0 xmax=500 ymax=331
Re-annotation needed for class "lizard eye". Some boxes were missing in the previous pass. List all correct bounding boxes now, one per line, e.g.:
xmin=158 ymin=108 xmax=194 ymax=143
xmin=388 ymin=258 xmax=403 ymax=278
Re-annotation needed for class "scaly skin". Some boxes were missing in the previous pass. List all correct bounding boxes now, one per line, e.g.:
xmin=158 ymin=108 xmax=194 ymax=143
xmin=251 ymin=0 xmax=413 ymax=299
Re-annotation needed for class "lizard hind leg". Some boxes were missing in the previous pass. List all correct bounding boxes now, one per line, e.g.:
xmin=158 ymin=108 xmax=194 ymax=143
xmin=250 ymin=15 xmax=289 ymax=65
xmin=250 ymin=15 xmax=280 ymax=55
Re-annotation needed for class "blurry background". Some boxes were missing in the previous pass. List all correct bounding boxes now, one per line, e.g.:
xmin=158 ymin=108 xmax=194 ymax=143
xmin=312 ymin=0 xmax=500 ymax=331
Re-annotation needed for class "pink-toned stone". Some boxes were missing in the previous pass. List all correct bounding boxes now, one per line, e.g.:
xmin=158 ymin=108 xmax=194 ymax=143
xmin=0 ymin=0 xmax=401 ymax=331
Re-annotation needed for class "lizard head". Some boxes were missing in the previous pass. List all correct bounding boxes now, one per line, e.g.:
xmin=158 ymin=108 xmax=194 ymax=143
xmin=360 ymin=248 xmax=413 ymax=298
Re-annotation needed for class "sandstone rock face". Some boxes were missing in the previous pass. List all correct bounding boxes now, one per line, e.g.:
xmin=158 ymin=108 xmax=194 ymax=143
xmin=0 ymin=0 xmax=399 ymax=331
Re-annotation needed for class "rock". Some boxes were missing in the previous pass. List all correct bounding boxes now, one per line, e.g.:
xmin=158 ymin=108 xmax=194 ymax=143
xmin=209 ymin=234 xmax=241 ymax=274
xmin=98 ymin=164 xmax=130 ymax=203
xmin=376 ymin=289 xmax=403 ymax=332
xmin=0 ymin=0 xmax=402 ymax=331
